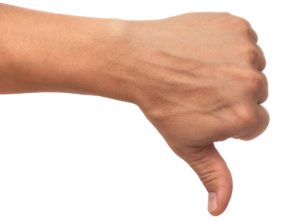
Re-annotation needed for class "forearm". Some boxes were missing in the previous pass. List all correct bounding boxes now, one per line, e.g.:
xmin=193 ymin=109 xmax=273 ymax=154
xmin=0 ymin=4 xmax=133 ymax=101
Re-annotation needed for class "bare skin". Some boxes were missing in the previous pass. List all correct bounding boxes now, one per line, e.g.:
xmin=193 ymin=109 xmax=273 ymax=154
xmin=0 ymin=4 xmax=268 ymax=216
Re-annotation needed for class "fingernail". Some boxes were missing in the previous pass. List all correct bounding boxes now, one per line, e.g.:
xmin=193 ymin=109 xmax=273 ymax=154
xmin=208 ymin=192 xmax=217 ymax=214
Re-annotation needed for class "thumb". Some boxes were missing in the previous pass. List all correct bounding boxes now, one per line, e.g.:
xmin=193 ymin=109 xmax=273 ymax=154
xmin=180 ymin=143 xmax=232 ymax=216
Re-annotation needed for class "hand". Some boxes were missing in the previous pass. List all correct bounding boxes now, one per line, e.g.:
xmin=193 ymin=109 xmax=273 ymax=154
xmin=126 ymin=13 xmax=269 ymax=215
xmin=0 ymin=5 xmax=268 ymax=216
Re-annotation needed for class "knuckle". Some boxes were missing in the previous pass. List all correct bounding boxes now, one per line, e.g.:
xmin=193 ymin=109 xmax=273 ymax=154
xmin=245 ymin=72 xmax=265 ymax=92
xmin=233 ymin=17 xmax=250 ymax=31
xmin=222 ymin=12 xmax=232 ymax=16
xmin=238 ymin=106 xmax=269 ymax=140
xmin=242 ymin=45 xmax=259 ymax=64
xmin=234 ymin=106 xmax=259 ymax=130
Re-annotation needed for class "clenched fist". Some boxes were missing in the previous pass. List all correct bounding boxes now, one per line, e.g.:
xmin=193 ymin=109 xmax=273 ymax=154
xmin=123 ymin=13 xmax=269 ymax=215
xmin=0 ymin=4 xmax=268 ymax=217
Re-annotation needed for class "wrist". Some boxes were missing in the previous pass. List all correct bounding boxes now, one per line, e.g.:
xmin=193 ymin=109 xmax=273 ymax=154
xmin=0 ymin=4 xmax=137 ymax=103
xmin=87 ymin=18 xmax=137 ymax=103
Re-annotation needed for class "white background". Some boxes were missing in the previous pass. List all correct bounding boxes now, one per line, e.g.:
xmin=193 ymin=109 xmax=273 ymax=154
xmin=0 ymin=0 xmax=298 ymax=221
